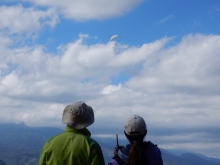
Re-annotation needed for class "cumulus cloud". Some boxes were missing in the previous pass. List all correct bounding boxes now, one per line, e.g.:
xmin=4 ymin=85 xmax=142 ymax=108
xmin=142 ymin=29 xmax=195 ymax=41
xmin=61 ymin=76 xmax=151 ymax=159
xmin=21 ymin=0 xmax=144 ymax=20
xmin=0 ymin=5 xmax=59 ymax=34
xmin=126 ymin=34 xmax=220 ymax=95
xmin=1 ymin=33 xmax=220 ymax=158
xmin=101 ymin=84 xmax=122 ymax=95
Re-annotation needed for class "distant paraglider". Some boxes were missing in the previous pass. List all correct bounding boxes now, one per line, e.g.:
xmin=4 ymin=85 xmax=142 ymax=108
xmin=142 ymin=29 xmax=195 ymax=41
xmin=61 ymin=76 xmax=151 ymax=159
xmin=110 ymin=35 xmax=120 ymax=41
xmin=110 ymin=35 xmax=121 ymax=45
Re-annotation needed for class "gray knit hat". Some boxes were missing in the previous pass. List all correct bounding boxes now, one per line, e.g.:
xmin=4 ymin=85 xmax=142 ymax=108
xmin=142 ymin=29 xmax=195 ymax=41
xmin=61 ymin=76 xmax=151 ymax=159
xmin=62 ymin=101 xmax=94 ymax=129
xmin=124 ymin=115 xmax=147 ymax=136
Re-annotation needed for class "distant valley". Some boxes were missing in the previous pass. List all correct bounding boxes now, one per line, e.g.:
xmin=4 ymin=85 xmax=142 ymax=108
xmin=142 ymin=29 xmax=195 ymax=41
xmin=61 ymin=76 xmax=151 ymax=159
xmin=0 ymin=124 xmax=219 ymax=165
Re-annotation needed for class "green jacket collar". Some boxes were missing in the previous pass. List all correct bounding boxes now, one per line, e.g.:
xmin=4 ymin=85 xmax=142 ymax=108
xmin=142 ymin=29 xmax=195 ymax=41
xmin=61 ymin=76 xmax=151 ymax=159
xmin=65 ymin=125 xmax=91 ymax=137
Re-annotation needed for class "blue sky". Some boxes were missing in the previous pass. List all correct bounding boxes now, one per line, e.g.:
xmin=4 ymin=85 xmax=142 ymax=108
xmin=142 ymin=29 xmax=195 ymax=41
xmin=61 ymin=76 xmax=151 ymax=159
xmin=0 ymin=0 xmax=220 ymax=159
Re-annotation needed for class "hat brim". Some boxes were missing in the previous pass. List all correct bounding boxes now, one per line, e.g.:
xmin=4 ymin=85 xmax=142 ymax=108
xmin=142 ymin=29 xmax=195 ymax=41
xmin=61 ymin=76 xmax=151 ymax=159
xmin=62 ymin=105 xmax=94 ymax=129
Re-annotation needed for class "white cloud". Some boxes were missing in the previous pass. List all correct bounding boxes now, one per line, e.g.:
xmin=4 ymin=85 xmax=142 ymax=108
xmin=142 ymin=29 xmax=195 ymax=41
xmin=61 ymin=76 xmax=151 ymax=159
xmin=159 ymin=15 xmax=175 ymax=23
xmin=101 ymin=84 xmax=122 ymax=95
xmin=0 ymin=5 xmax=59 ymax=34
xmin=1 ymin=34 xmax=220 ymax=127
xmin=22 ymin=0 xmax=144 ymax=20
xmin=126 ymin=34 xmax=220 ymax=95
xmin=109 ymin=37 xmax=171 ymax=67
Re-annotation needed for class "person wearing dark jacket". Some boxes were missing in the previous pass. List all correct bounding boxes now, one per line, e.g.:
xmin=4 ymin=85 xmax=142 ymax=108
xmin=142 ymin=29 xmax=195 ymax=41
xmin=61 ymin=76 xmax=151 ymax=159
xmin=39 ymin=101 xmax=105 ymax=165
xmin=108 ymin=115 xmax=163 ymax=165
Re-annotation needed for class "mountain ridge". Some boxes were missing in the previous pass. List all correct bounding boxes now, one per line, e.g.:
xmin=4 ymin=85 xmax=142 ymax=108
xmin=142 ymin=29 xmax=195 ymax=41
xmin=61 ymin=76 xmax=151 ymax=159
xmin=0 ymin=123 xmax=219 ymax=165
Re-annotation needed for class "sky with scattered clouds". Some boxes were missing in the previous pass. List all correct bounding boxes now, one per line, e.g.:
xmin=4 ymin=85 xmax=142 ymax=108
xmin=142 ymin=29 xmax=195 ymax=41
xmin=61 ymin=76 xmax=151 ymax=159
xmin=0 ymin=0 xmax=220 ymax=159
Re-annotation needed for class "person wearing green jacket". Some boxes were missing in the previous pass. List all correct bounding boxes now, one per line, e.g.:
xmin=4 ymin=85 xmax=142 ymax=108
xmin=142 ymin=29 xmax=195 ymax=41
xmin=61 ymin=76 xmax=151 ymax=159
xmin=39 ymin=101 xmax=105 ymax=165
